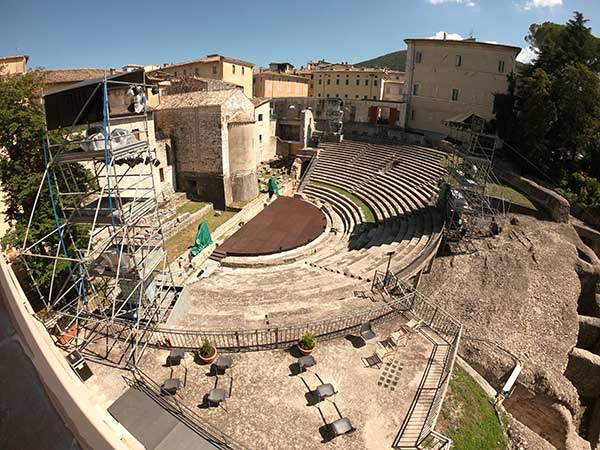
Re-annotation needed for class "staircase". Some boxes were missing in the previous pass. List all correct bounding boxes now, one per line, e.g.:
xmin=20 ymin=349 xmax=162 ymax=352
xmin=209 ymin=248 xmax=227 ymax=263
xmin=394 ymin=343 xmax=450 ymax=449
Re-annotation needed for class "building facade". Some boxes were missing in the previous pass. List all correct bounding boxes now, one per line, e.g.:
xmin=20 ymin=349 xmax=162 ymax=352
xmin=0 ymin=55 xmax=28 ymax=75
xmin=153 ymin=55 xmax=254 ymax=97
xmin=253 ymin=98 xmax=277 ymax=162
xmin=404 ymin=38 xmax=520 ymax=137
xmin=253 ymin=71 xmax=309 ymax=98
xmin=311 ymin=64 xmax=404 ymax=101
xmin=154 ymin=89 xmax=261 ymax=208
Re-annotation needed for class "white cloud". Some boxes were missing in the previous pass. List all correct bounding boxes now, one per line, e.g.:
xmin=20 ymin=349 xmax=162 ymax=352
xmin=429 ymin=31 xmax=465 ymax=41
xmin=429 ymin=0 xmax=476 ymax=7
xmin=517 ymin=46 xmax=537 ymax=63
xmin=523 ymin=0 xmax=562 ymax=10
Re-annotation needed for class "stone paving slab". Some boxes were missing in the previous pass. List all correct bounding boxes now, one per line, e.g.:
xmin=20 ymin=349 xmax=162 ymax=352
xmin=136 ymin=317 xmax=433 ymax=450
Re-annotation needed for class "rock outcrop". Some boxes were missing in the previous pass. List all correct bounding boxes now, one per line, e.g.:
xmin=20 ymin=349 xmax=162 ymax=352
xmin=421 ymin=213 xmax=597 ymax=449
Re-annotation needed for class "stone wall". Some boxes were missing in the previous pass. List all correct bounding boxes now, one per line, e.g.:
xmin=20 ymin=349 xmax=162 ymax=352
xmin=499 ymin=171 xmax=570 ymax=223
xmin=227 ymin=122 xmax=258 ymax=202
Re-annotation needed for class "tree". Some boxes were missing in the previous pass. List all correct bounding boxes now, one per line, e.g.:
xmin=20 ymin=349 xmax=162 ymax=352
xmin=0 ymin=69 xmax=91 ymax=309
xmin=513 ymin=69 xmax=557 ymax=176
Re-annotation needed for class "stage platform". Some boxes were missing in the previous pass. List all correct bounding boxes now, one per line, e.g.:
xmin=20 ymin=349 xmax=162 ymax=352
xmin=217 ymin=196 xmax=326 ymax=257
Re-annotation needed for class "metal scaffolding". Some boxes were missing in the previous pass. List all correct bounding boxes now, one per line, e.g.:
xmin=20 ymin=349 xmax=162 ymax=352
xmin=442 ymin=114 xmax=507 ymax=251
xmin=20 ymin=70 xmax=177 ymax=365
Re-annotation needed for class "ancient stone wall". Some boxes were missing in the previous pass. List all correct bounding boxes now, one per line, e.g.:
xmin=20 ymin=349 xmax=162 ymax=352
xmin=227 ymin=122 xmax=258 ymax=202
xmin=499 ymin=171 xmax=570 ymax=223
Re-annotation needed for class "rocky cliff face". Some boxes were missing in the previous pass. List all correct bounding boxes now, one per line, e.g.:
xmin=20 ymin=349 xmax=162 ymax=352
xmin=421 ymin=213 xmax=600 ymax=450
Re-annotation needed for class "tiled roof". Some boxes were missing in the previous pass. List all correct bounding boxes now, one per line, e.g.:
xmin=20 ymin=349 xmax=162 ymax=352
xmin=228 ymin=111 xmax=255 ymax=123
xmin=251 ymin=97 xmax=271 ymax=107
xmin=0 ymin=54 xmax=29 ymax=62
xmin=44 ymin=69 xmax=114 ymax=84
xmin=152 ymin=54 xmax=255 ymax=72
xmin=155 ymin=89 xmax=239 ymax=109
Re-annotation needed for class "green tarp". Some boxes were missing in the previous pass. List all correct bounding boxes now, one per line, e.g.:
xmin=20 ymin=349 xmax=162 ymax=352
xmin=190 ymin=221 xmax=212 ymax=257
xmin=268 ymin=177 xmax=280 ymax=197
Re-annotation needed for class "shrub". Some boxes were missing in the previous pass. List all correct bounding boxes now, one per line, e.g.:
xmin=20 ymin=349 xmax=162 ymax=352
xmin=561 ymin=171 xmax=600 ymax=209
xmin=200 ymin=338 xmax=214 ymax=357
xmin=299 ymin=331 xmax=317 ymax=350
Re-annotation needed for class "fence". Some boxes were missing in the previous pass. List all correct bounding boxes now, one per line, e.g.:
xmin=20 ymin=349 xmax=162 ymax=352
xmin=128 ymin=367 xmax=248 ymax=450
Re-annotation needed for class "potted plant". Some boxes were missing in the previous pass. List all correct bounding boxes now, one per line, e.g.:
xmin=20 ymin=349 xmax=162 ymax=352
xmin=298 ymin=331 xmax=317 ymax=355
xmin=197 ymin=338 xmax=217 ymax=364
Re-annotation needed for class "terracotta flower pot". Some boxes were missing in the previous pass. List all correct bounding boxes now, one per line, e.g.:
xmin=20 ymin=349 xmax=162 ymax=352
xmin=198 ymin=346 xmax=218 ymax=364
xmin=297 ymin=340 xmax=315 ymax=356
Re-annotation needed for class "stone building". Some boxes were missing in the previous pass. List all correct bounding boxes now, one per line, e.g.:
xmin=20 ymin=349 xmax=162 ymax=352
xmin=404 ymin=37 xmax=520 ymax=138
xmin=152 ymin=54 xmax=254 ymax=97
xmin=0 ymin=55 xmax=28 ymax=75
xmin=154 ymin=89 xmax=261 ymax=208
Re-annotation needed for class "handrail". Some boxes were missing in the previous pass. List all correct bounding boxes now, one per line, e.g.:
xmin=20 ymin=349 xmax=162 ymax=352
xmin=128 ymin=366 xmax=248 ymax=449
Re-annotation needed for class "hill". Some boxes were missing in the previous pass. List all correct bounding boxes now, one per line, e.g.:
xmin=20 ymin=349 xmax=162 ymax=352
xmin=355 ymin=50 xmax=407 ymax=71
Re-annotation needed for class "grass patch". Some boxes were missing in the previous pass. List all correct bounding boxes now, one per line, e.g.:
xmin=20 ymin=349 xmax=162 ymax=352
xmin=311 ymin=181 xmax=376 ymax=224
xmin=176 ymin=200 xmax=208 ymax=216
xmin=438 ymin=365 xmax=508 ymax=450
xmin=165 ymin=209 xmax=236 ymax=261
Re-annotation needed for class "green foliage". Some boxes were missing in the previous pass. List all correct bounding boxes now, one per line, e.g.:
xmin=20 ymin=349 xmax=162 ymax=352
xmin=311 ymin=181 xmax=376 ymax=224
xmin=440 ymin=365 xmax=508 ymax=450
xmin=494 ymin=12 xmax=600 ymax=192
xmin=0 ymin=70 xmax=92 ymax=308
xmin=560 ymin=172 xmax=600 ymax=209
xmin=299 ymin=331 xmax=316 ymax=350
xmin=200 ymin=338 xmax=215 ymax=357
xmin=355 ymin=50 xmax=407 ymax=71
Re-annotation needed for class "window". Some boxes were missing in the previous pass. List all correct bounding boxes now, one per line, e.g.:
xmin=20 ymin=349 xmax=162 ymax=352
xmin=318 ymin=79 xmax=322 ymax=85
xmin=373 ymin=80 xmax=377 ymax=86
xmin=335 ymin=93 xmax=339 ymax=97
xmin=183 ymin=69 xmax=187 ymax=76
xmin=363 ymin=95 xmax=367 ymax=99
xmin=212 ymin=65 xmax=217 ymax=75
xmin=345 ymin=79 xmax=349 ymax=85
xmin=195 ymin=67 xmax=199 ymax=75
xmin=356 ymin=79 xmax=360 ymax=86
xmin=455 ymin=55 xmax=462 ymax=67
xmin=318 ymin=93 xmax=321 ymax=97
xmin=336 ymin=79 xmax=340 ymax=85
xmin=259 ymin=134 xmax=262 ymax=143
xmin=242 ymin=66 xmax=245 ymax=75
xmin=451 ymin=88 xmax=460 ymax=101
xmin=174 ymin=71 xmax=178 ymax=77
xmin=498 ymin=60 xmax=505 ymax=73
xmin=159 ymin=168 xmax=165 ymax=182
xmin=327 ymin=79 xmax=330 ymax=85
xmin=416 ymin=51 xmax=423 ymax=63
xmin=232 ymin=65 xmax=236 ymax=74
xmin=412 ymin=84 xmax=420 ymax=96
xmin=411 ymin=109 xmax=416 ymax=120
xmin=373 ymin=96 xmax=376 ymax=99
xmin=355 ymin=95 xmax=359 ymax=98
xmin=326 ymin=94 xmax=330 ymax=97
xmin=365 ymin=80 xmax=369 ymax=86
xmin=344 ymin=94 xmax=348 ymax=98
xmin=258 ymin=113 xmax=263 ymax=122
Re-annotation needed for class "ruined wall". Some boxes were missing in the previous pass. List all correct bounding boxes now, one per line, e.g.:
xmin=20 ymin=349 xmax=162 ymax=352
xmin=154 ymin=105 xmax=227 ymax=207
xmin=499 ymin=171 xmax=571 ymax=223
xmin=227 ymin=122 xmax=258 ymax=203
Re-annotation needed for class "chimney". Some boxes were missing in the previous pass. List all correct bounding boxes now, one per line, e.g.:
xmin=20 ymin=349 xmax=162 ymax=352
xmin=444 ymin=32 xmax=447 ymax=41
xmin=109 ymin=67 xmax=116 ymax=75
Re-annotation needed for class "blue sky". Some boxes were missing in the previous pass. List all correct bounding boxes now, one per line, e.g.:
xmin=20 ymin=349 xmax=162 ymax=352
xmin=1 ymin=0 xmax=599 ymax=70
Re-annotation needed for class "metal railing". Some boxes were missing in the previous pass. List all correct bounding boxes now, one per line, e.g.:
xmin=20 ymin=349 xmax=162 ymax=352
xmin=128 ymin=366 xmax=248 ymax=449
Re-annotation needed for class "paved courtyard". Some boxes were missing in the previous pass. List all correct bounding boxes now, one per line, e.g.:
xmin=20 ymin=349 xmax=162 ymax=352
xmin=133 ymin=317 xmax=434 ymax=450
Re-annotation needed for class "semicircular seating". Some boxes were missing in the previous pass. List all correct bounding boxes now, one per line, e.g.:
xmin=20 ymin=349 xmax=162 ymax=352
xmin=300 ymin=140 xmax=447 ymax=280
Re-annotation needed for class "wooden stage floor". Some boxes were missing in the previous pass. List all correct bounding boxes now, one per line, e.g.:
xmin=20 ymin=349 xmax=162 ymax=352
xmin=218 ymin=196 xmax=327 ymax=256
